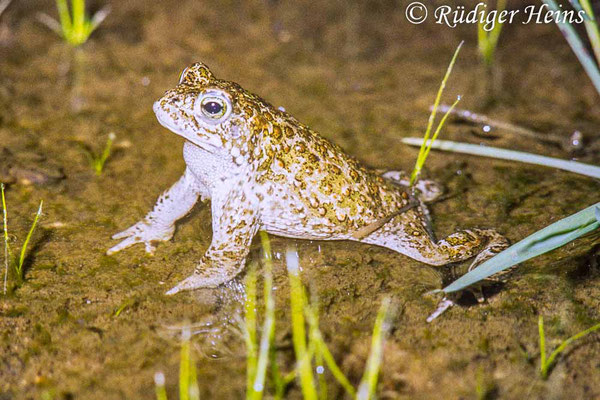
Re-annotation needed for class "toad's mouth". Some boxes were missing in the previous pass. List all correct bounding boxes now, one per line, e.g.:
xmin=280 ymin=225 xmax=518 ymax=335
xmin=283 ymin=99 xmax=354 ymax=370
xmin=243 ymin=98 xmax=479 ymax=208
xmin=153 ymin=101 xmax=220 ymax=153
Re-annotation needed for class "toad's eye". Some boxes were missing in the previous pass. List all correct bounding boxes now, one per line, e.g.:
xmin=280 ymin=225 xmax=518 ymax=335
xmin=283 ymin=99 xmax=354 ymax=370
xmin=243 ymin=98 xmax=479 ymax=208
xmin=200 ymin=97 xmax=226 ymax=118
xmin=194 ymin=90 xmax=232 ymax=123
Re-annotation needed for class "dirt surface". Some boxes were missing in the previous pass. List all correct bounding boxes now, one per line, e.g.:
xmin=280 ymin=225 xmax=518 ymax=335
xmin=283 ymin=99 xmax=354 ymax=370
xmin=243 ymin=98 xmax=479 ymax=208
xmin=1 ymin=0 xmax=599 ymax=399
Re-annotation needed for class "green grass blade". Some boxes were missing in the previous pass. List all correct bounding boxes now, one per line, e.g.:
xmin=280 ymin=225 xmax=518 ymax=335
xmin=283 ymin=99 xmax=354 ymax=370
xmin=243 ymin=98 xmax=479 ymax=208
xmin=94 ymin=133 xmax=115 ymax=175
xmin=579 ymin=0 xmax=600 ymax=65
xmin=305 ymin=304 xmax=356 ymax=398
xmin=250 ymin=233 xmax=276 ymax=399
xmin=420 ymin=96 xmax=460 ymax=165
xmin=357 ymin=297 xmax=392 ymax=400
xmin=244 ymin=264 xmax=258 ymax=399
xmin=538 ymin=316 xmax=547 ymax=378
xmin=544 ymin=321 xmax=600 ymax=378
xmin=179 ymin=327 xmax=195 ymax=400
xmin=72 ymin=0 xmax=85 ymax=43
xmin=55 ymin=0 xmax=72 ymax=38
xmin=478 ymin=0 xmax=506 ymax=65
xmin=286 ymin=249 xmax=317 ymax=400
xmin=154 ymin=372 xmax=168 ymax=400
xmin=16 ymin=200 xmax=43 ymax=280
xmin=410 ymin=41 xmax=463 ymax=185
xmin=440 ymin=202 xmax=600 ymax=293
xmin=1 ymin=184 xmax=9 ymax=294
xmin=542 ymin=0 xmax=600 ymax=95
xmin=401 ymin=138 xmax=600 ymax=179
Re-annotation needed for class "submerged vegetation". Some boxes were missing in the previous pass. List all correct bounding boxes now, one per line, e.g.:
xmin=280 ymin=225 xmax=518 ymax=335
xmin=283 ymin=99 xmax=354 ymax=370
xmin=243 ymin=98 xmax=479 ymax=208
xmin=38 ymin=0 xmax=109 ymax=47
xmin=543 ymin=0 xmax=600 ymax=95
xmin=245 ymin=233 xmax=393 ymax=399
xmin=1 ymin=184 xmax=43 ymax=292
xmin=409 ymin=41 xmax=463 ymax=186
xmin=155 ymin=233 xmax=393 ymax=399
xmin=154 ymin=328 xmax=200 ymax=400
xmin=477 ymin=0 xmax=506 ymax=67
xmin=84 ymin=132 xmax=116 ymax=176
xmin=538 ymin=316 xmax=600 ymax=379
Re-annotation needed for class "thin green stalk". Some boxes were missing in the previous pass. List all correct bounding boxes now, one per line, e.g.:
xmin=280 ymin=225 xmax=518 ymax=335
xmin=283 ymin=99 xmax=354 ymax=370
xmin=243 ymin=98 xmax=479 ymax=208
xmin=419 ymin=96 xmax=460 ymax=167
xmin=286 ymin=249 xmax=317 ymax=400
xmin=41 ymin=0 xmax=109 ymax=46
xmin=179 ymin=327 xmax=199 ymax=400
xmin=478 ymin=0 xmax=506 ymax=66
xmin=245 ymin=264 xmax=258 ymax=399
xmin=179 ymin=328 xmax=190 ymax=400
xmin=2 ymin=184 xmax=9 ymax=294
xmin=305 ymin=304 xmax=356 ymax=398
xmin=16 ymin=201 xmax=43 ymax=281
xmin=409 ymin=41 xmax=463 ymax=186
xmin=539 ymin=316 xmax=600 ymax=379
xmin=72 ymin=0 xmax=84 ymax=43
xmin=154 ymin=372 xmax=167 ymax=400
xmin=315 ymin=345 xmax=327 ymax=400
xmin=306 ymin=302 xmax=328 ymax=400
xmin=270 ymin=347 xmax=286 ymax=400
xmin=55 ymin=0 xmax=71 ymax=38
xmin=400 ymin=139 xmax=600 ymax=180
xmin=1 ymin=184 xmax=43 ymax=287
xmin=579 ymin=0 xmax=600 ymax=65
xmin=93 ymin=132 xmax=115 ymax=175
xmin=357 ymin=298 xmax=392 ymax=400
xmin=538 ymin=316 xmax=547 ymax=377
xmin=543 ymin=0 xmax=600 ymax=95
xmin=250 ymin=233 xmax=276 ymax=399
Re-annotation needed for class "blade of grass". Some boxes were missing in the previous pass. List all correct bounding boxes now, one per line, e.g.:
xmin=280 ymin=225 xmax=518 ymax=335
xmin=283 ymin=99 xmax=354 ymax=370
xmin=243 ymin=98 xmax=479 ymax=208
xmin=94 ymin=132 xmax=116 ymax=175
xmin=72 ymin=0 xmax=85 ymax=43
xmin=179 ymin=327 xmax=199 ymax=400
xmin=419 ymin=96 xmax=461 ymax=168
xmin=538 ymin=316 xmax=547 ymax=377
xmin=154 ymin=372 xmax=168 ymax=400
xmin=440 ymin=202 xmax=600 ymax=294
xmin=478 ymin=0 xmax=506 ymax=66
xmin=305 ymin=303 xmax=356 ymax=398
xmin=286 ymin=249 xmax=317 ymax=400
xmin=16 ymin=200 xmax=43 ymax=281
xmin=401 ymin=138 xmax=600 ymax=179
xmin=539 ymin=315 xmax=600 ymax=379
xmin=543 ymin=0 xmax=600 ymax=95
xmin=579 ymin=0 xmax=600 ymax=64
xmin=544 ymin=321 xmax=600 ymax=378
xmin=2 ymin=184 xmax=9 ymax=294
xmin=244 ymin=263 xmax=258 ymax=399
xmin=305 ymin=301 xmax=327 ymax=400
xmin=409 ymin=41 xmax=463 ymax=186
xmin=250 ymin=233 xmax=276 ymax=398
xmin=179 ymin=328 xmax=191 ymax=400
xmin=55 ymin=0 xmax=72 ymax=38
xmin=357 ymin=297 xmax=392 ymax=400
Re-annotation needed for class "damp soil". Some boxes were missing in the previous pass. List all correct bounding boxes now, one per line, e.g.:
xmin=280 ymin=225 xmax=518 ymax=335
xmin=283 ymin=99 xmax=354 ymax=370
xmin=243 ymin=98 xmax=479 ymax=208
xmin=1 ymin=0 xmax=600 ymax=399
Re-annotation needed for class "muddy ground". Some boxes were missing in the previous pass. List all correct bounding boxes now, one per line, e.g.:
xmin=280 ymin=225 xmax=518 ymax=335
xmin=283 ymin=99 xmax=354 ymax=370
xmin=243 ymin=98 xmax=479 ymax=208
xmin=1 ymin=0 xmax=600 ymax=399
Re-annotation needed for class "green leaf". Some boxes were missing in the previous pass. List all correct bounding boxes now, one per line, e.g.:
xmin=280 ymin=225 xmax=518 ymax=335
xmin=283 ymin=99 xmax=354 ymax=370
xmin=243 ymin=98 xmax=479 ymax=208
xmin=442 ymin=201 xmax=600 ymax=293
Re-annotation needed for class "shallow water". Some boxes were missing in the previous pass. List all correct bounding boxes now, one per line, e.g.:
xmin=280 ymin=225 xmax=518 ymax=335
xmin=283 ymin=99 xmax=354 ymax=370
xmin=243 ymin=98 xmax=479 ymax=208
xmin=1 ymin=0 xmax=600 ymax=399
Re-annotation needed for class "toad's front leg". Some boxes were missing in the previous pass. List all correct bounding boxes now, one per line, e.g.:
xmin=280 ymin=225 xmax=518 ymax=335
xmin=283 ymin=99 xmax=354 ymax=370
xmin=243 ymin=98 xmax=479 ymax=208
xmin=166 ymin=181 xmax=260 ymax=295
xmin=107 ymin=168 xmax=208 ymax=255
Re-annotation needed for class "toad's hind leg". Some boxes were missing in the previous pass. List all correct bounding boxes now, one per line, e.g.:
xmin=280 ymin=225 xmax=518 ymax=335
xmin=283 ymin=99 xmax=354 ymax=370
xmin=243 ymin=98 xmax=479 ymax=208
xmin=359 ymin=209 xmax=509 ymax=274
